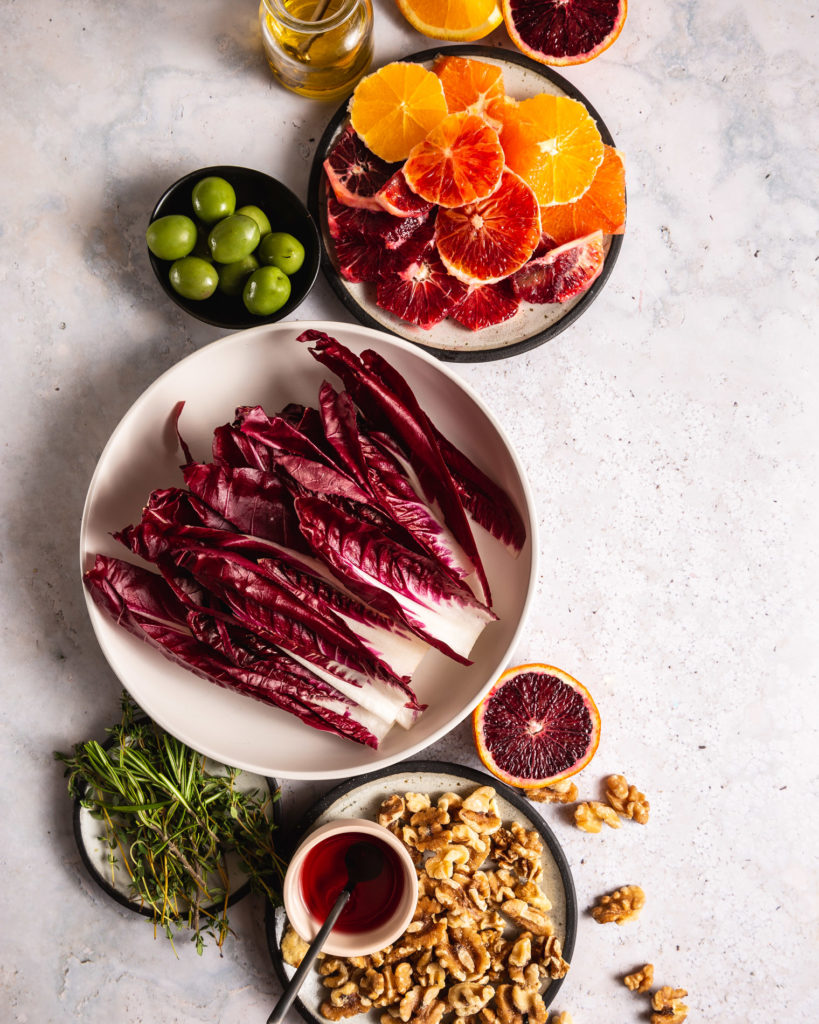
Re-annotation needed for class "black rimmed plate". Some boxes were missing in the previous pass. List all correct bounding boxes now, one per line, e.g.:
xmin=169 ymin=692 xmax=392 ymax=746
xmin=73 ymin=724 xmax=282 ymax=918
xmin=308 ymin=45 xmax=624 ymax=362
xmin=265 ymin=760 xmax=577 ymax=1023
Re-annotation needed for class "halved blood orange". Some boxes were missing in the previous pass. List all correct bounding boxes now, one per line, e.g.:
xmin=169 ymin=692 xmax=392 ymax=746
xmin=433 ymin=55 xmax=507 ymax=128
xmin=503 ymin=0 xmax=628 ymax=67
xmin=404 ymin=111 xmax=505 ymax=209
xmin=349 ymin=62 xmax=449 ymax=163
xmin=474 ymin=663 xmax=601 ymax=789
xmin=540 ymin=145 xmax=626 ymax=245
xmin=511 ymin=230 xmax=605 ymax=303
xmin=435 ymin=169 xmax=541 ymax=284
xmin=500 ymin=92 xmax=604 ymax=206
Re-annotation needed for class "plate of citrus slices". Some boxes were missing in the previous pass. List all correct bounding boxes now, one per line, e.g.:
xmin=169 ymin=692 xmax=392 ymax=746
xmin=307 ymin=45 xmax=625 ymax=361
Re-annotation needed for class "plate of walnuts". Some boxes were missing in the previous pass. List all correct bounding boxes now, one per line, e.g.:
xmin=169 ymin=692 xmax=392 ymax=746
xmin=266 ymin=761 xmax=577 ymax=1023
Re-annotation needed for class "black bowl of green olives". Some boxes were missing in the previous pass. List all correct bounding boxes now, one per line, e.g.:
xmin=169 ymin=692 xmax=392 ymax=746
xmin=147 ymin=166 xmax=320 ymax=329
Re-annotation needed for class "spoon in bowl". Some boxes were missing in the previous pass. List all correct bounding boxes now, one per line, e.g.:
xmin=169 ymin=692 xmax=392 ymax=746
xmin=267 ymin=840 xmax=384 ymax=1024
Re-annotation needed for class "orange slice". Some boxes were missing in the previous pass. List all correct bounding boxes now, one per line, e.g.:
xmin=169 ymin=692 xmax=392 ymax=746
xmin=500 ymin=92 xmax=604 ymax=205
xmin=503 ymin=0 xmax=627 ymax=67
xmin=403 ymin=111 xmax=505 ymax=208
xmin=540 ymin=145 xmax=626 ymax=245
xmin=433 ymin=55 xmax=507 ymax=128
xmin=435 ymin=168 xmax=541 ymax=284
xmin=396 ymin=0 xmax=503 ymax=42
xmin=473 ymin=663 xmax=601 ymax=789
xmin=349 ymin=62 xmax=448 ymax=163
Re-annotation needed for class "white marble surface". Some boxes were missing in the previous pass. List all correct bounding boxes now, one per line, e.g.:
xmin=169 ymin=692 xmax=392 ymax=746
xmin=1 ymin=1 xmax=817 ymax=1021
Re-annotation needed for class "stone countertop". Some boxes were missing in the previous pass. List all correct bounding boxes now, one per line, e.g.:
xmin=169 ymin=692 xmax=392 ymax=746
xmin=1 ymin=1 xmax=816 ymax=1021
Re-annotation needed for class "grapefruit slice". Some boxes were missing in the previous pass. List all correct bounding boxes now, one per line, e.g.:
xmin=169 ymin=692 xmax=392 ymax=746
xmin=435 ymin=168 xmax=541 ymax=285
xmin=324 ymin=127 xmax=397 ymax=212
xmin=474 ymin=663 xmax=601 ymax=789
xmin=503 ymin=0 xmax=628 ymax=67
xmin=511 ymin=230 xmax=605 ymax=303
xmin=404 ymin=111 xmax=505 ymax=209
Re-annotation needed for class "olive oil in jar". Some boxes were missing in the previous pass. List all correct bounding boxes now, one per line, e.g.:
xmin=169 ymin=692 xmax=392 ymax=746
xmin=259 ymin=0 xmax=373 ymax=101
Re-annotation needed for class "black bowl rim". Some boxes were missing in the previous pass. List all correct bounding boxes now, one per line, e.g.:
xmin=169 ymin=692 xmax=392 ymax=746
xmin=148 ymin=164 xmax=321 ymax=330
xmin=307 ymin=44 xmax=625 ymax=363
xmin=72 ymin=719 xmax=283 ymax=919
xmin=264 ymin=758 xmax=578 ymax=1022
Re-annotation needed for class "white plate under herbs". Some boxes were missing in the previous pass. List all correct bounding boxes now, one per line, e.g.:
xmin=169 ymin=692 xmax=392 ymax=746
xmin=266 ymin=762 xmax=577 ymax=1022
xmin=80 ymin=321 xmax=537 ymax=778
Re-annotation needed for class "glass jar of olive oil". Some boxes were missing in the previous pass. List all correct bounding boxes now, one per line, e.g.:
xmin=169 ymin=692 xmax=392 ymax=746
xmin=259 ymin=0 xmax=373 ymax=101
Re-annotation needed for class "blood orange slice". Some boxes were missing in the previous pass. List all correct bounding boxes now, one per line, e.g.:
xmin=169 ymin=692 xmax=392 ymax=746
xmin=450 ymin=280 xmax=519 ymax=331
xmin=324 ymin=127 xmax=397 ymax=212
xmin=435 ymin=168 xmax=541 ymax=284
xmin=375 ymin=170 xmax=434 ymax=218
xmin=334 ymin=233 xmax=385 ymax=283
xmin=511 ymin=230 xmax=605 ymax=303
xmin=403 ymin=111 xmax=505 ymax=209
xmin=539 ymin=145 xmax=626 ymax=245
xmin=503 ymin=0 xmax=628 ymax=67
xmin=376 ymin=248 xmax=468 ymax=329
xmin=327 ymin=194 xmax=430 ymax=250
xmin=473 ymin=663 xmax=601 ymax=789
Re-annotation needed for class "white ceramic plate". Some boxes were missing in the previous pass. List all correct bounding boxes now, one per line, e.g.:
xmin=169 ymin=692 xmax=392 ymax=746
xmin=266 ymin=762 xmax=577 ymax=1022
xmin=307 ymin=45 xmax=624 ymax=362
xmin=80 ymin=321 xmax=537 ymax=778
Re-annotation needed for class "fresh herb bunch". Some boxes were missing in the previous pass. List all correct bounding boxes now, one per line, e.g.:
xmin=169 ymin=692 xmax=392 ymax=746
xmin=55 ymin=693 xmax=285 ymax=954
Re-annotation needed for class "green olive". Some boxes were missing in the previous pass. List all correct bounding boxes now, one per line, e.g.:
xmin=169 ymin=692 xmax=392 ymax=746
xmin=218 ymin=254 xmax=260 ymax=297
xmin=146 ymin=215 xmax=197 ymax=261
xmin=243 ymin=265 xmax=291 ymax=316
xmin=236 ymin=204 xmax=272 ymax=238
xmin=258 ymin=231 xmax=305 ymax=275
xmin=169 ymin=256 xmax=219 ymax=300
xmin=191 ymin=176 xmax=236 ymax=224
xmin=208 ymin=214 xmax=261 ymax=264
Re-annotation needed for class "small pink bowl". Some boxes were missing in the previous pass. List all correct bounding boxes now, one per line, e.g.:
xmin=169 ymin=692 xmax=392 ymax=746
xmin=283 ymin=818 xmax=418 ymax=957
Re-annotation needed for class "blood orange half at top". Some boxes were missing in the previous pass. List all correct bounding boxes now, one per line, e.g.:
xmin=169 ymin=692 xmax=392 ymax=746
xmin=503 ymin=0 xmax=628 ymax=67
xmin=435 ymin=168 xmax=541 ymax=285
xmin=473 ymin=663 xmax=601 ymax=788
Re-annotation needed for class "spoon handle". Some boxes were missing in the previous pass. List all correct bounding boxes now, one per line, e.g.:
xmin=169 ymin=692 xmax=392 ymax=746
xmin=267 ymin=884 xmax=353 ymax=1024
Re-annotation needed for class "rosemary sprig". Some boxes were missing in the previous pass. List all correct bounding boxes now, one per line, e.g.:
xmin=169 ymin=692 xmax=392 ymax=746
xmin=55 ymin=693 xmax=285 ymax=955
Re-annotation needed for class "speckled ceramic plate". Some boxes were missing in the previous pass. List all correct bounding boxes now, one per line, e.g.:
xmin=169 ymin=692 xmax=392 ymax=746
xmin=72 ymin=724 xmax=281 ymax=917
xmin=80 ymin=321 xmax=536 ymax=779
xmin=265 ymin=761 xmax=577 ymax=1023
xmin=308 ymin=45 xmax=624 ymax=362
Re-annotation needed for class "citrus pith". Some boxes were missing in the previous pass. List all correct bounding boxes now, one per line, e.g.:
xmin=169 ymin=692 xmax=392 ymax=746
xmin=473 ymin=663 xmax=601 ymax=789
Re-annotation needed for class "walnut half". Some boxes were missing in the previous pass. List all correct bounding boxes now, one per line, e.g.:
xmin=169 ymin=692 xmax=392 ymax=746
xmin=574 ymin=801 xmax=621 ymax=833
xmin=650 ymin=986 xmax=689 ymax=1023
xmin=590 ymin=884 xmax=645 ymax=924
xmin=623 ymin=963 xmax=654 ymax=992
xmin=606 ymin=774 xmax=650 ymax=824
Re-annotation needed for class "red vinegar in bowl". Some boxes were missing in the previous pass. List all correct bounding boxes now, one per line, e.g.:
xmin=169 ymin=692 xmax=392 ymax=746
xmin=300 ymin=831 xmax=405 ymax=934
